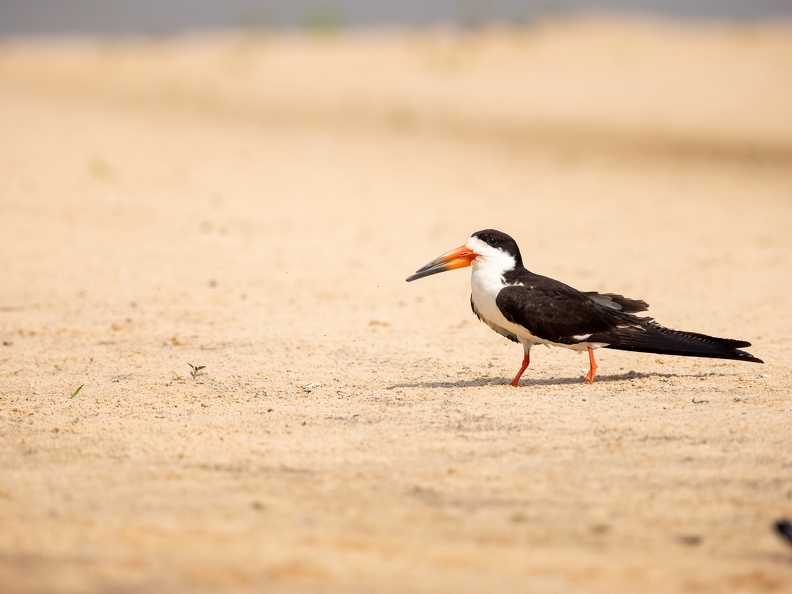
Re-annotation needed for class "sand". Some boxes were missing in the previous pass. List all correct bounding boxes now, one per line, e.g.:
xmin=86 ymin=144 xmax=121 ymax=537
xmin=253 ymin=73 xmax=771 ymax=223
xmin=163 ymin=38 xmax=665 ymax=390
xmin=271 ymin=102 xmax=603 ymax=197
xmin=1 ymin=16 xmax=792 ymax=593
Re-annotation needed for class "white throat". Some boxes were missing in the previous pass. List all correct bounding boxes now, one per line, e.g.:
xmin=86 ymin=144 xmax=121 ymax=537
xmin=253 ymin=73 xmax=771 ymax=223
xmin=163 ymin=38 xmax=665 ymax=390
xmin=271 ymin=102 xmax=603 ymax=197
xmin=466 ymin=236 xmax=517 ymax=327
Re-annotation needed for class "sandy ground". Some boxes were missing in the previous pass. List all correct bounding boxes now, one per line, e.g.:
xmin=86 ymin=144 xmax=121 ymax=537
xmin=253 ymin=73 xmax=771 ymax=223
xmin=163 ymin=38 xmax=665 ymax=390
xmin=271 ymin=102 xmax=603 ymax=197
xmin=1 ymin=17 xmax=792 ymax=593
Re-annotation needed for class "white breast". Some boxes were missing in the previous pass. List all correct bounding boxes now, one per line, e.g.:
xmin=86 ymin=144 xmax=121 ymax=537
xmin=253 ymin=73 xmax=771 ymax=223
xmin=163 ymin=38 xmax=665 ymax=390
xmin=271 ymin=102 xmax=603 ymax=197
xmin=467 ymin=236 xmax=538 ymax=342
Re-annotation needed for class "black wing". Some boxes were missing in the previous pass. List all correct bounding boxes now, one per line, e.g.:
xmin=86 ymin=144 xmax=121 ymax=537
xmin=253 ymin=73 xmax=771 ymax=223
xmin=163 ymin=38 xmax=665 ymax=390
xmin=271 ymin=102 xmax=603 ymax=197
xmin=496 ymin=271 xmax=762 ymax=363
xmin=593 ymin=322 xmax=763 ymax=363
xmin=495 ymin=275 xmax=641 ymax=344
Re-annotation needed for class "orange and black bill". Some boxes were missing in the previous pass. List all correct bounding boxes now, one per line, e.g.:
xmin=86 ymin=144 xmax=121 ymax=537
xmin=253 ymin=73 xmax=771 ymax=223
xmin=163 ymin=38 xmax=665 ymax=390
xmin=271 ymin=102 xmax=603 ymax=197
xmin=406 ymin=246 xmax=478 ymax=282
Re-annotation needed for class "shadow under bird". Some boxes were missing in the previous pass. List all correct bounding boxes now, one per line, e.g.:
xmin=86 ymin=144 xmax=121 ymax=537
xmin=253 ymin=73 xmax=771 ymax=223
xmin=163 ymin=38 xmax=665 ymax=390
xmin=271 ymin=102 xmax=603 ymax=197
xmin=406 ymin=229 xmax=762 ymax=386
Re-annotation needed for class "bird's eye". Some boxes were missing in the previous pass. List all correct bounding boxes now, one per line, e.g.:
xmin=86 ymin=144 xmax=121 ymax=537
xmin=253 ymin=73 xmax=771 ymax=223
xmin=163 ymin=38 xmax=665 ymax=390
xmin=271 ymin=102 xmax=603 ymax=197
xmin=486 ymin=237 xmax=498 ymax=246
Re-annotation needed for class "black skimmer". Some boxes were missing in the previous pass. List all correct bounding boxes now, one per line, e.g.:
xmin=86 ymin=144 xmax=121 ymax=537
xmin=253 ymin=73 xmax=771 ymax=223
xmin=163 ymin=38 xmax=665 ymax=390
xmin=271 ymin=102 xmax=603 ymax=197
xmin=406 ymin=229 xmax=762 ymax=386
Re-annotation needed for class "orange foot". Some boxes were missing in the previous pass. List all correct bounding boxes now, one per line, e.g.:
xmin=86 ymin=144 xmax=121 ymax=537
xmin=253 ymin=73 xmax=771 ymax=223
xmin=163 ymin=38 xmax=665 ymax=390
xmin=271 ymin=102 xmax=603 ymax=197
xmin=583 ymin=346 xmax=598 ymax=384
xmin=510 ymin=352 xmax=530 ymax=387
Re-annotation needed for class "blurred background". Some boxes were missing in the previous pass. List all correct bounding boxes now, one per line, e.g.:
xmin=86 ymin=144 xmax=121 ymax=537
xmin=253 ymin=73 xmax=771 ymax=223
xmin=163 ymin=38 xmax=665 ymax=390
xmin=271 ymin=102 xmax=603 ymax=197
xmin=1 ymin=0 xmax=792 ymax=36
xmin=2 ymin=0 xmax=791 ymax=335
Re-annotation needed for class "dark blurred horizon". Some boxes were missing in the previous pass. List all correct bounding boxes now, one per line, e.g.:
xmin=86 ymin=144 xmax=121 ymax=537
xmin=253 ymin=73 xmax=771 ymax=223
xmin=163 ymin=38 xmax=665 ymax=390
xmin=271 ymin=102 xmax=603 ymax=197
xmin=1 ymin=0 xmax=791 ymax=38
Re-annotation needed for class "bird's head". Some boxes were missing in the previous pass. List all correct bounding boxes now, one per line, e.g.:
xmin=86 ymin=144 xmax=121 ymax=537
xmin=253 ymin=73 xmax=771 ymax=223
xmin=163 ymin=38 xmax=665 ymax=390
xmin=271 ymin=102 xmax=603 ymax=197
xmin=406 ymin=229 xmax=522 ymax=282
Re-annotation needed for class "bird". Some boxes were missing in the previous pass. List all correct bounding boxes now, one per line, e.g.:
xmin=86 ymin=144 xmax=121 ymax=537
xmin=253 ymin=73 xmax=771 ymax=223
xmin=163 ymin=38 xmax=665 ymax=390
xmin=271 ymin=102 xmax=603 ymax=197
xmin=406 ymin=229 xmax=762 ymax=386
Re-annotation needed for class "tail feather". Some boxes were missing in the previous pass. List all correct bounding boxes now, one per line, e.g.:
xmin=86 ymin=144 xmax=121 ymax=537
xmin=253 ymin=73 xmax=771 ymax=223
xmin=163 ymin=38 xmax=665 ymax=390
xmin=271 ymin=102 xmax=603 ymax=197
xmin=595 ymin=322 xmax=763 ymax=363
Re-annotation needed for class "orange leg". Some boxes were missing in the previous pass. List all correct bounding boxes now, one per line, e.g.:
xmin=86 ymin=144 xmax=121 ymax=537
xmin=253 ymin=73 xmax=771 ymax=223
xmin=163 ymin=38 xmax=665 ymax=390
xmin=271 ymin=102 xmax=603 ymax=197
xmin=583 ymin=346 xmax=598 ymax=384
xmin=510 ymin=352 xmax=530 ymax=387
